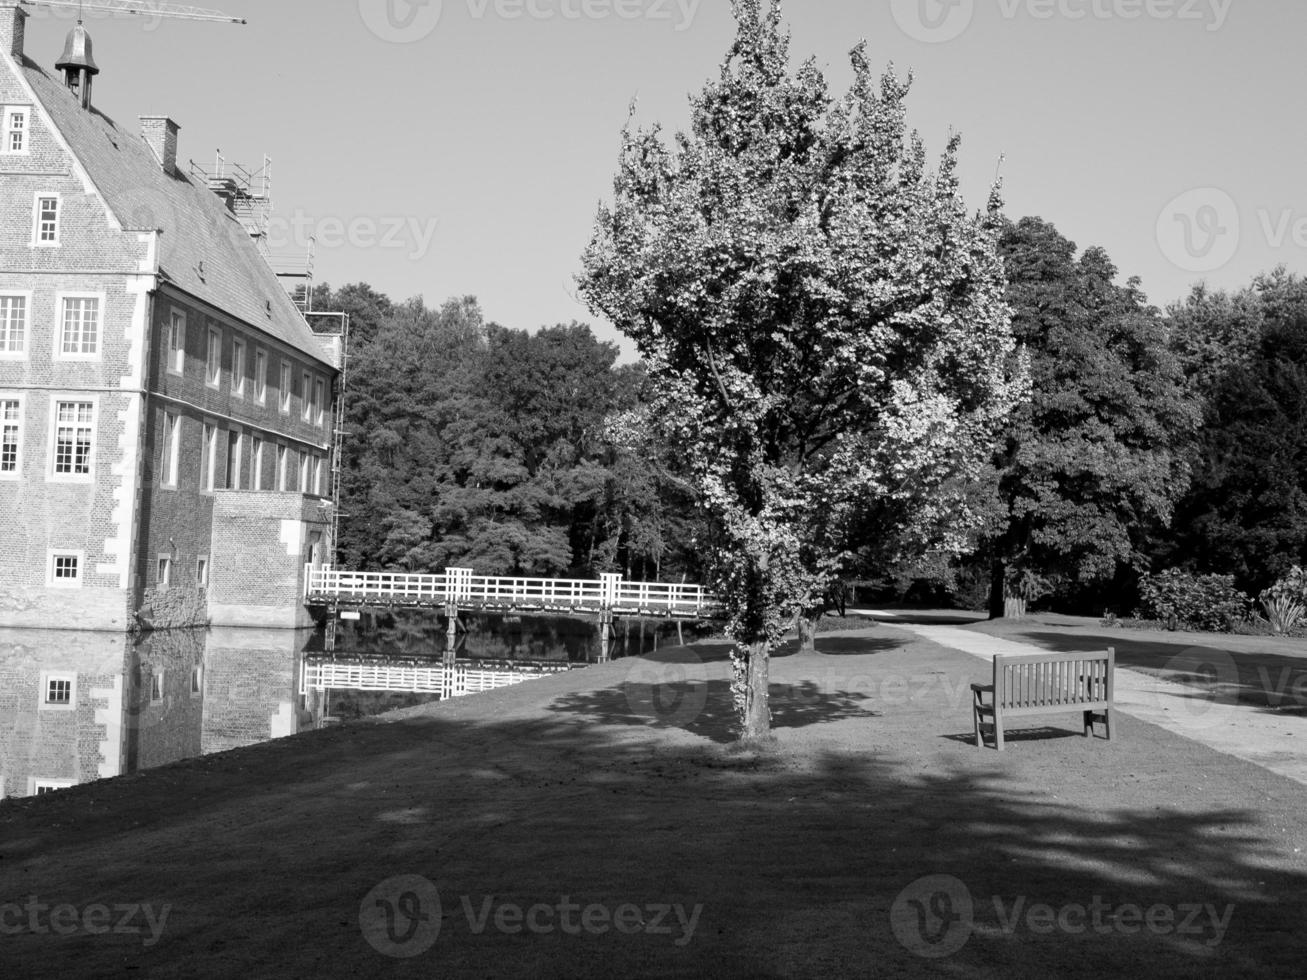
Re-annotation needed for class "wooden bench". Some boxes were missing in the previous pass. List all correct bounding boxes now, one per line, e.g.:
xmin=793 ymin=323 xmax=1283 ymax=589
xmin=971 ymin=648 xmax=1115 ymax=751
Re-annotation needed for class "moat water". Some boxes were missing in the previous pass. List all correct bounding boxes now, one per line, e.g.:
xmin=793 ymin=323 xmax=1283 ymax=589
xmin=0 ymin=610 xmax=714 ymax=802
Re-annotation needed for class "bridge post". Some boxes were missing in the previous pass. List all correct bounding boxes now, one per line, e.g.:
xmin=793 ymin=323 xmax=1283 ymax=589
xmin=597 ymin=608 xmax=613 ymax=663
xmin=444 ymin=601 xmax=458 ymax=667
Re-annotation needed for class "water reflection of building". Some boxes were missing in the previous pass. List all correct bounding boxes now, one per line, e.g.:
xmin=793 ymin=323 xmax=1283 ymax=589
xmin=0 ymin=626 xmax=313 ymax=800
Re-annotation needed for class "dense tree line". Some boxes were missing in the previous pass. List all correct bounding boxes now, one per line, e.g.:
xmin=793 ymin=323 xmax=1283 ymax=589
xmin=314 ymin=285 xmax=702 ymax=582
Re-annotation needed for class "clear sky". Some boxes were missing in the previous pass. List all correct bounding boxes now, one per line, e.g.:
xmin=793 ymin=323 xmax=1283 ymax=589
xmin=17 ymin=0 xmax=1307 ymax=355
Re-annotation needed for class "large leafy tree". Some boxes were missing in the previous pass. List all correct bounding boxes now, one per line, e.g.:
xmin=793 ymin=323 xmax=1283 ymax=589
xmin=1163 ymin=270 xmax=1307 ymax=591
xmin=579 ymin=0 xmax=1023 ymax=738
xmin=979 ymin=218 xmax=1198 ymax=616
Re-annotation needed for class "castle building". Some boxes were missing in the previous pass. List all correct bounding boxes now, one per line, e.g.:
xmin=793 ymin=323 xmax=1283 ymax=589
xmin=0 ymin=4 xmax=340 ymax=631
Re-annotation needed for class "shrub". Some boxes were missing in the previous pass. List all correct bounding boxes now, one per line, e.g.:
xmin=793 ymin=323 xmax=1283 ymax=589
xmin=1137 ymin=569 xmax=1250 ymax=633
xmin=1262 ymin=566 xmax=1307 ymax=607
xmin=1259 ymin=596 xmax=1306 ymax=636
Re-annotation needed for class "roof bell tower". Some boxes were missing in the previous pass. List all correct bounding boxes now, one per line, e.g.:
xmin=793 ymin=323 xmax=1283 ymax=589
xmin=56 ymin=21 xmax=99 ymax=110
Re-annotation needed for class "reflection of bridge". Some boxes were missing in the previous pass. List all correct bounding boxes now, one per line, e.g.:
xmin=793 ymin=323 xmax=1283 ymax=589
xmin=300 ymin=657 xmax=573 ymax=699
xmin=305 ymin=567 xmax=723 ymax=620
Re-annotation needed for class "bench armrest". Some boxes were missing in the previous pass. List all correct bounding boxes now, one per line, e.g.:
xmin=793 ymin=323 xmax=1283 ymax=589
xmin=970 ymin=683 xmax=994 ymax=694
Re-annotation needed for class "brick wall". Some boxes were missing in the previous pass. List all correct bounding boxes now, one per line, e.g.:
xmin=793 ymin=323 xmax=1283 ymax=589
xmin=199 ymin=626 xmax=308 ymax=755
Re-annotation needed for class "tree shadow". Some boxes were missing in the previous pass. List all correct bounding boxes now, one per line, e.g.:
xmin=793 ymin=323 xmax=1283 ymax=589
xmin=3 ymin=665 xmax=1307 ymax=978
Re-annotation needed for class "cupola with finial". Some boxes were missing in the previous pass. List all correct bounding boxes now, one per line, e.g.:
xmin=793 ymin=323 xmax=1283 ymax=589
xmin=56 ymin=20 xmax=99 ymax=110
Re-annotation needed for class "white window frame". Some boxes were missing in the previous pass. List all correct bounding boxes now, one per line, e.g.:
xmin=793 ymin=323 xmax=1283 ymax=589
xmin=0 ymin=291 xmax=31 ymax=358
xmin=32 ymin=193 xmax=59 ymax=246
xmin=201 ymin=421 xmax=217 ymax=492
xmin=160 ymin=410 xmax=180 ymax=488
xmin=301 ymin=371 xmax=313 ymax=422
xmin=39 ymin=671 xmax=77 ymax=711
xmin=279 ymin=361 xmax=292 ymax=414
xmin=166 ymin=309 xmax=186 ymax=375
xmin=47 ymin=550 xmax=84 ymax=588
xmin=28 ymin=778 xmax=77 ymax=795
xmin=54 ymin=292 xmax=104 ymax=360
xmin=254 ymin=348 xmax=267 ymax=405
xmin=156 ymin=555 xmax=172 ymax=591
xmin=276 ymin=443 xmax=288 ymax=491
xmin=206 ymin=326 xmax=223 ymax=387
xmin=48 ymin=398 xmax=95 ymax=482
xmin=251 ymin=436 xmax=264 ymax=491
xmin=225 ymin=428 xmax=243 ymax=490
xmin=313 ymin=455 xmax=324 ymax=496
xmin=232 ymin=337 xmax=246 ymax=398
xmin=196 ymin=556 xmax=209 ymax=588
xmin=3 ymin=107 xmax=29 ymax=155
xmin=0 ymin=394 xmax=22 ymax=480
xmin=314 ymin=376 xmax=327 ymax=427
xmin=298 ymin=451 xmax=310 ymax=493
xmin=190 ymin=665 xmax=203 ymax=698
xmin=150 ymin=669 xmax=165 ymax=703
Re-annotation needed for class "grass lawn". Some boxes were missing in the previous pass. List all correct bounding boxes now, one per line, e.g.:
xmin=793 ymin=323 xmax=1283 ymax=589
xmin=2 ymin=624 xmax=1306 ymax=977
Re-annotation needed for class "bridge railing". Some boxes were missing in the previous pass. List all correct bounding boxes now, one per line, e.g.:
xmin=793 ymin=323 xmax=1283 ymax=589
xmin=305 ymin=566 xmax=722 ymax=616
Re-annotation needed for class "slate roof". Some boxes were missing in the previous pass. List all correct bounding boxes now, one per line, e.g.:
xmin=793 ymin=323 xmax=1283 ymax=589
xmin=20 ymin=58 xmax=333 ymax=369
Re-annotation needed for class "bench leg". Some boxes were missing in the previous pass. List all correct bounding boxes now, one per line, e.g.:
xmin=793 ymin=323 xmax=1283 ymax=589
xmin=1083 ymin=709 xmax=1094 ymax=737
xmin=1103 ymin=707 xmax=1112 ymax=740
xmin=973 ymin=702 xmax=983 ymax=748
xmin=994 ymin=708 xmax=1004 ymax=751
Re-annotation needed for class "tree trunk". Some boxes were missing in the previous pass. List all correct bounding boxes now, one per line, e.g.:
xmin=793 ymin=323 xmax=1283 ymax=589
xmin=988 ymin=558 xmax=1006 ymax=620
xmin=1003 ymin=596 xmax=1027 ymax=619
xmin=797 ymin=613 xmax=817 ymax=653
xmin=741 ymin=641 xmax=771 ymax=740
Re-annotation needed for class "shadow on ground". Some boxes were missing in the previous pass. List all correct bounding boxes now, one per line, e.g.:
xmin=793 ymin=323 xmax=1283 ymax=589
xmin=2 ymin=641 xmax=1306 ymax=979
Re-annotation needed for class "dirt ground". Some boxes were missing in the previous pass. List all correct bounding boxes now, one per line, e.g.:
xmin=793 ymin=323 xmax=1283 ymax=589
xmin=3 ymin=623 xmax=1307 ymax=978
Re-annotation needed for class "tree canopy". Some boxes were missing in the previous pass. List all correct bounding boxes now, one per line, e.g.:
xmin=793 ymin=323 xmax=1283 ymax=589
xmin=579 ymin=0 xmax=1023 ymax=737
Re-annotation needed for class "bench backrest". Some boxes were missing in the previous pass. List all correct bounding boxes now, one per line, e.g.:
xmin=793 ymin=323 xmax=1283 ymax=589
xmin=992 ymin=648 xmax=1114 ymax=710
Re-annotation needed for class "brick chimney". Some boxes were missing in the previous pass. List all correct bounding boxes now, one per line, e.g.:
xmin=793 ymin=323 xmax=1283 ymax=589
xmin=140 ymin=116 xmax=180 ymax=176
xmin=2 ymin=3 xmax=27 ymax=61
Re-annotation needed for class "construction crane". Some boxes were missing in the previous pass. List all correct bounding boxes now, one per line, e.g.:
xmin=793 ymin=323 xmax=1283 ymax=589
xmin=19 ymin=0 xmax=246 ymax=24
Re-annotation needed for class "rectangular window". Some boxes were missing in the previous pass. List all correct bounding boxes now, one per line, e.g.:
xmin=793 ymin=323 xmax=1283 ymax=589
xmin=251 ymin=436 xmax=264 ymax=491
xmin=301 ymin=371 xmax=313 ymax=422
xmin=150 ymin=671 xmax=164 ymax=703
xmin=276 ymin=444 xmax=288 ymax=491
xmin=52 ymin=401 xmax=93 ymax=477
xmin=160 ymin=411 xmax=180 ymax=487
xmin=196 ymin=557 xmax=208 ymax=588
xmin=298 ymin=452 xmax=310 ymax=493
xmin=46 ymin=678 xmax=71 ymax=705
xmin=232 ymin=338 xmax=246 ymax=397
xmin=206 ymin=327 xmax=222 ymax=386
xmin=254 ymin=349 xmax=267 ymax=404
xmin=225 ymin=430 xmax=242 ymax=489
xmin=1 ymin=399 xmax=19 ymax=476
xmin=59 ymin=297 xmax=100 ymax=357
xmin=0 ymin=295 xmax=27 ymax=354
xmin=49 ymin=551 xmax=81 ymax=587
xmin=313 ymin=456 xmax=324 ymax=496
xmin=201 ymin=423 xmax=216 ymax=491
xmin=167 ymin=311 xmax=185 ymax=374
xmin=3 ymin=108 xmax=27 ymax=154
xmin=190 ymin=665 xmax=203 ymax=696
xmin=34 ymin=195 xmax=58 ymax=244
xmin=279 ymin=361 xmax=292 ymax=413
xmin=314 ymin=377 xmax=326 ymax=427
xmin=157 ymin=556 xmax=171 ymax=590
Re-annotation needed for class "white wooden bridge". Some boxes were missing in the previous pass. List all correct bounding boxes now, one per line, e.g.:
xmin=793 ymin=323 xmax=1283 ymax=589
xmin=300 ymin=657 xmax=572 ymax=699
xmin=304 ymin=566 xmax=723 ymax=620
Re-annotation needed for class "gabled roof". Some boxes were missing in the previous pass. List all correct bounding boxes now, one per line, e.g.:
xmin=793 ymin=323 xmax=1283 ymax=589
xmin=20 ymin=58 xmax=333 ymax=370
